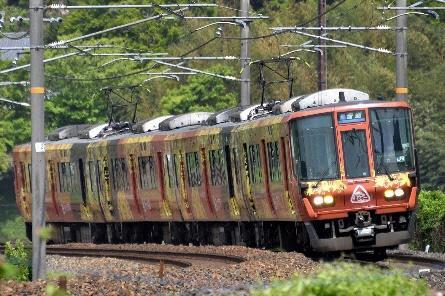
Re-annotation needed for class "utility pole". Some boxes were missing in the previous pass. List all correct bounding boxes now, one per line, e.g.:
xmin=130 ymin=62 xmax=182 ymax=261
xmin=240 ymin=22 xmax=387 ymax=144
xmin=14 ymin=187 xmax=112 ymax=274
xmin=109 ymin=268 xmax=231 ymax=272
xmin=395 ymin=0 xmax=408 ymax=101
xmin=30 ymin=0 xmax=46 ymax=280
xmin=240 ymin=0 xmax=250 ymax=106
xmin=317 ymin=0 xmax=327 ymax=91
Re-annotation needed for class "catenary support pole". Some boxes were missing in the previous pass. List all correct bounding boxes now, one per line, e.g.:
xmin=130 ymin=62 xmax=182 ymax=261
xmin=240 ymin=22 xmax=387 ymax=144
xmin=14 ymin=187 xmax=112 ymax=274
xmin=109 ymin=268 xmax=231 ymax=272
xmin=240 ymin=0 xmax=250 ymax=106
xmin=30 ymin=0 xmax=46 ymax=280
xmin=317 ymin=0 xmax=327 ymax=91
xmin=396 ymin=0 xmax=408 ymax=101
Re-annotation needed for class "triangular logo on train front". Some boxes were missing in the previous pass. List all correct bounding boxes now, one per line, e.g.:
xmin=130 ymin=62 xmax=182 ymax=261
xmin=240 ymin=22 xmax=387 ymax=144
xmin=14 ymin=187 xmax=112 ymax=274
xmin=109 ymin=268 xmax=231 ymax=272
xmin=350 ymin=185 xmax=371 ymax=203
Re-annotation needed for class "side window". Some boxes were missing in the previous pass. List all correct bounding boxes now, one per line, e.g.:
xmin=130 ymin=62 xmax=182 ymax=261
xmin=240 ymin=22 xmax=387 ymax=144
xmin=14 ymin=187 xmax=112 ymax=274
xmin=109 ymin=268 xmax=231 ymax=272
xmin=267 ymin=141 xmax=282 ymax=182
xmin=138 ymin=156 xmax=157 ymax=190
xmin=209 ymin=149 xmax=227 ymax=186
xmin=186 ymin=151 xmax=201 ymax=187
xmin=111 ymin=158 xmax=129 ymax=191
xmin=248 ymin=144 xmax=263 ymax=184
xmin=166 ymin=154 xmax=179 ymax=188
xmin=19 ymin=162 xmax=29 ymax=193
xmin=88 ymin=160 xmax=103 ymax=194
xmin=58 ymin=162 xmax=77 ymax=193
xmin=232 ymin=148 xmax=241 ymax=186
xmin=27 ymin=164 xmax=32 ymax=193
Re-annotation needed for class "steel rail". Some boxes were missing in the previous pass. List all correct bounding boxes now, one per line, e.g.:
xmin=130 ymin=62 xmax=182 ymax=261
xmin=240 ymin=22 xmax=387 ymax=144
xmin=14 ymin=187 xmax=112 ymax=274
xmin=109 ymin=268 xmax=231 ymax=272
xmin=47 ymin=246 xmax=246 ymax=264
xmin=0 ymin=244 xmax=245 ymax=267
xmin=386 ymin=253 xmax=445 ymax=270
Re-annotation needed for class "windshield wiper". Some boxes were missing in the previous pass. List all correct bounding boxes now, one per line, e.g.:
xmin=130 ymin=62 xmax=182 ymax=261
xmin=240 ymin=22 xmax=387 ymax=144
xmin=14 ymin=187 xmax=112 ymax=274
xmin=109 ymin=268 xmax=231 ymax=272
xmin=377 ymin=158 xmax=394 ymax=181
xmin=314 ymin=159 xmax=337 ymax=188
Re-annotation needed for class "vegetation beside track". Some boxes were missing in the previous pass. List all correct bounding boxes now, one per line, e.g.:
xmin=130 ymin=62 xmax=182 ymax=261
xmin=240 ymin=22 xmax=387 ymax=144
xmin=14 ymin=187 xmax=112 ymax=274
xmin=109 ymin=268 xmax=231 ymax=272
xmin=253 ymin=262 xmax=428 ymax=296
xmin=413 ymin=190 xmax=445 ymax=253
xmin=0 ymin=171 xmax=27 ymax=243
xmin=0 ymin=240 xmax=31 ymax=281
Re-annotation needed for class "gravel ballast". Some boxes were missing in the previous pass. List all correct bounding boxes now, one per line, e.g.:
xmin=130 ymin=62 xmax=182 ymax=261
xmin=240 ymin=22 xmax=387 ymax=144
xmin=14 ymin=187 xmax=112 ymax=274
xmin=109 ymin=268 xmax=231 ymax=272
xmin=1 ymin=244 xmax=444 ymax=295
xmin=0 ymin=243 xmax=317 ymax=295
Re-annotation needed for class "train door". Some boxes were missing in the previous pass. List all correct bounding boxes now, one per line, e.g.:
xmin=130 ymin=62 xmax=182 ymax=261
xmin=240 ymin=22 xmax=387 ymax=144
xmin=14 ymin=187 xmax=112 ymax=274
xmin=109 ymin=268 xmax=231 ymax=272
xmin=47 ymin=160 xmax=61 ymax=218
xmin=241 ymin=143 xmax=258 ymax=219
xmin=13 ymin=162 xmax=31 ymax=219
xmin=91 ymin=157 xmax=115 ymax=221
xmin=260 ymin=140 xmax=277 ymax=218
xmin=128 ymin=154 xmax=143 ymax=218
xmin=223 ymin=145 xmax=241 ymax=219
xmin=165 ymin=152 xmax=192 ymax=220
xmin=279 ymin=136 xmax=297 ymax=218
xmin=78 ymin=159 xmax=87 ymax=206
xmin=178 ymin=150 xmax=195 ymax=220
xmin=156 ymin=151 xmax=175 ymax=219
xmin=263 ymin=138 xmax=296 ymax=219
xmin=336 ymin=110 xmax=377 ymax=208
xmin=199 ymin=147 xmax=216 ymax=219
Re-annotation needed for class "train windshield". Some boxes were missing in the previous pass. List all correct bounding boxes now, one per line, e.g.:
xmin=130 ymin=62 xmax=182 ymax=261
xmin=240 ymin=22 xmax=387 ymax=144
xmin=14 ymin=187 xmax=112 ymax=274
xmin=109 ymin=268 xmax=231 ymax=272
xmin=291 ymin=114 xmax=339 ymax=181
xmin=370 ymin=108 xmax=415 ymax=174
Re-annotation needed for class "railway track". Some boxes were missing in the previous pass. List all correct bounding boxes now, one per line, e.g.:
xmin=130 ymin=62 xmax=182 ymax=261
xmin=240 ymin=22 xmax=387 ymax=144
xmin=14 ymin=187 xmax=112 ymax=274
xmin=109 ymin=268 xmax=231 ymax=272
xmin=2 ymin=242 xmax=443 ymax=272
xmin=0 ymin=243 xmax=245 ymax=268
xmin=344 ymin=251 xmax=445 ymax=272
xmin=385 ymin=253 xmax=445 ymax=272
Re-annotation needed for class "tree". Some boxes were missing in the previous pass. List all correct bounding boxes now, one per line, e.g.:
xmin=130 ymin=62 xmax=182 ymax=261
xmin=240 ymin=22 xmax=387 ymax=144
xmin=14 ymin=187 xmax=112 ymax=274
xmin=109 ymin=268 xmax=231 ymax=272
xmin=160 ymin=65 xmax=238 ymax=114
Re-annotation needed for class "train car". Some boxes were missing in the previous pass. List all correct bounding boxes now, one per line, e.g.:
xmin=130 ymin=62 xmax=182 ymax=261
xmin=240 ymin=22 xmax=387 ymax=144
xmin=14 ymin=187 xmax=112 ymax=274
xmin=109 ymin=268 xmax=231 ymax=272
xmin=12 ymin=88 xmax=419 ymax=254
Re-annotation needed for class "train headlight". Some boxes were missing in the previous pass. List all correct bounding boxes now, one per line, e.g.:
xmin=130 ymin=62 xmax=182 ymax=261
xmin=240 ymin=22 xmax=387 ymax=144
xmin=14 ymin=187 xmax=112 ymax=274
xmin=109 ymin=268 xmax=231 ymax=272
xmin=384 ymin=189 xmax=395 ymax=199
xmin=313 ymin=196 xmax=324 ymax=206
xmin=323 ymin=195 xmax=334 ymax=205
xmin=394 ymin=188 xmax=404 ymax=197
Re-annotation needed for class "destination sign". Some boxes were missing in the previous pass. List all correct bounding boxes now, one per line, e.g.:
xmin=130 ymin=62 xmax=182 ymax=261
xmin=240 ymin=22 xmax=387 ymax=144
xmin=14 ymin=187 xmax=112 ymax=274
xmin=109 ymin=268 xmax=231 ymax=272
xmin=338 ymin=111 xmax=366 ymax=124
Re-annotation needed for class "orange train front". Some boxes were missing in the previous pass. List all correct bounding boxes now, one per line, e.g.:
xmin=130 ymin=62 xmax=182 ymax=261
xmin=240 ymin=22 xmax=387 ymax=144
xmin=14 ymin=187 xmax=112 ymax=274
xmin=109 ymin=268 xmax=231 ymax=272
xmin=12 ymin=88 xmax=419 ymax=253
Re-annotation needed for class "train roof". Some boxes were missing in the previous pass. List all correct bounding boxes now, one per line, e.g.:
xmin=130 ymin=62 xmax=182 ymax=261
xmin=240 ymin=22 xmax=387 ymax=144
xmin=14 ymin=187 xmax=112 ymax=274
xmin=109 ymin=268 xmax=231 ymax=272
xmin=13 ymin=89 xmax=411 ymax=150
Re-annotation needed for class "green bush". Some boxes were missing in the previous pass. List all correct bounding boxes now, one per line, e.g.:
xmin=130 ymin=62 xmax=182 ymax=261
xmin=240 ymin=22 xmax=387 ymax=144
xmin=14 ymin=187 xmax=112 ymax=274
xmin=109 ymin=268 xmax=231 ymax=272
xmin=4 ymin=240 xmax=31 ymax=281
xmin=253 ymin=263 xmax=428 ymax=296
xmin=0 ymin=261 xmax=20 ymax=280
xmin=413 ymin=190 xmax=445 ymax=252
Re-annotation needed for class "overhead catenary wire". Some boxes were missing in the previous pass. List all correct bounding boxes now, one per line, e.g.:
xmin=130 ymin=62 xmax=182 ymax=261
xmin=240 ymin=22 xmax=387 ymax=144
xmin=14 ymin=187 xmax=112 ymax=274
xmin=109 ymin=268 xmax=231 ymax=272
xmin=152 ymin=60 xmax=241 ymax=81
xmin=46 ymin=7 xmax=189 ymax=48
xmin=0 ymin=48 xmax=93 ymax=74
xmin=0 ymin=7 xmax=189 ymax=74
xmin=45 ymin=3 xmax=217 ymax=10
xmin=289 ymin=30 xmax=393 ymax=54
xmin=46 ymin=66 xmax=156 ymax=81
xmin=0 ymin=97 xmax=30 ymax=107
xmin=270 ymin=26 xmax=396 ymax=32
xmin=0 ymin=81 xmax=29 ymax=86
xmin=0 ymin=31 xmax=29 ymax=40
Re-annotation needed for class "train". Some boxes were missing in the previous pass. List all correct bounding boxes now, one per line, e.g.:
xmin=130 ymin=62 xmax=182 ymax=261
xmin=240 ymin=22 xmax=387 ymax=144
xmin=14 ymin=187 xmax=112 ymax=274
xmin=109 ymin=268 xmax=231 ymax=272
xmin=11 ymin=88 xmax=419 ymax=255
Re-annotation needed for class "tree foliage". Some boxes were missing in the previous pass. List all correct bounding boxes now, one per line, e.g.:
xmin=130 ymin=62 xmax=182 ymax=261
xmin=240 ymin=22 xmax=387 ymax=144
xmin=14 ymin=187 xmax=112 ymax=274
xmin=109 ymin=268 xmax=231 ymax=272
xmin=0 ymin=0 xmax=443 ymax=190
xmin=160 ymin=65 xmax=238 ymax=114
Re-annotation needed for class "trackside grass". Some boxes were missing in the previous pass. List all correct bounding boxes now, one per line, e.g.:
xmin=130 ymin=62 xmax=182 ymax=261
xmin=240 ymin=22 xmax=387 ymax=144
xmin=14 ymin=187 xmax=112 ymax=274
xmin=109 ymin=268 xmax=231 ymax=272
xmin=253 ymin=262 xmax=428 ymax=296
xmin=413 ymin=190 xmax=445 ymax=252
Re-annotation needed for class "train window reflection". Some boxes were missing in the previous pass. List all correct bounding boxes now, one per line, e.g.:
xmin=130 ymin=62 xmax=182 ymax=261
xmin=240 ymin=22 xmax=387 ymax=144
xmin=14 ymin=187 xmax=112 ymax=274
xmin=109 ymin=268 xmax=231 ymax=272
xmin=341 ymin=130 xmax=370 ymax=178
xmin=186 ymin=152 xmax=201 ymax=187
xmin=291 ymin=114 xmax=339 ymax=181
xmin=138 ymin=156 xmax=157 ymax=190
xmin=58 ymin=162 xmax=77 ymax=193
xmin=266 ymin=141 xmax=282 ymax=182
xmin=165 ymin=154 xmax=179 ymax=188
xmin=209 ymin=149 xmax=227 ymax=186
xmin=370 ymin=108 xmax=415 ymax=174
xmin=111 ymin=158 xmax=129 ymax=192
xmin=248 ymin=144 xmax=263 ymax=184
